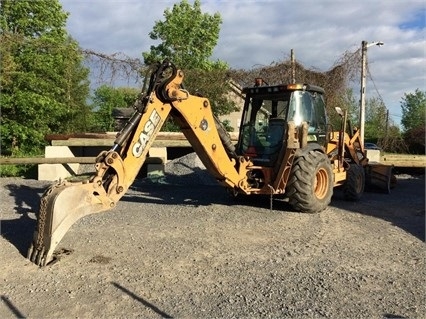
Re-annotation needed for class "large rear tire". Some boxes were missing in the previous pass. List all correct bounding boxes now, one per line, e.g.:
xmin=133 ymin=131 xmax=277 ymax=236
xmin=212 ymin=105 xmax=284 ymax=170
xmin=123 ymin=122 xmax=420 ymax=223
xmin=287 ymin=151 xmax=333 ymax=213
xmin=343 ymin=164 xmax=365 ymax=201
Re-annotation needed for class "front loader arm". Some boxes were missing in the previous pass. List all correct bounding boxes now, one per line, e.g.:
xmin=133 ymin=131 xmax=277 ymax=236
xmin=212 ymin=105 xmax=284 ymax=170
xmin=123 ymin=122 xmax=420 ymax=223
xmin=28 ymin=61 xmax=251 ymax=266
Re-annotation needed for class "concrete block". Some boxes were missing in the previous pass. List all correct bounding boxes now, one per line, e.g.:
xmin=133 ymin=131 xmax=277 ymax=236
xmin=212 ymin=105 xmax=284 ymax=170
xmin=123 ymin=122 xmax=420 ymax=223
xmin=38 ymin=146 xmax=80 ymax=181
xmin=366 ymin=149 xmax=381 ymax=163
xmin=148 ymin=147 xmax=167 ymax=161
xmin=147 ymin=147 xmax=167 ymax=177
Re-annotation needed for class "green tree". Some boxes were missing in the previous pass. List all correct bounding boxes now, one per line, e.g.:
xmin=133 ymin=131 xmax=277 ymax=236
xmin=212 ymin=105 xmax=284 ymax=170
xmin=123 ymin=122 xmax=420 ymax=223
xmin=0 ymin=0 xmax=90 ymax=155
xmin=58 ymin=38 xmax=91 ymax=133
xmin=142 ymin=0 xmax=237 ymax=130
xmin=91 ymin=86 xmax=139 ymax=132
xmin=143 ymin=0 xmax=226 ymax=70
xmin=400 ymin=89 xmax=426 ymax=132
xmin=400 ymin=89 xmax=426 ymax=153
xmin=183 ymin=68 xmax=238 ymax=115
xmin=328 ymin=88 xmax=359 ymax=131
xmin=364 ymin=97 xmax=388 ymax=140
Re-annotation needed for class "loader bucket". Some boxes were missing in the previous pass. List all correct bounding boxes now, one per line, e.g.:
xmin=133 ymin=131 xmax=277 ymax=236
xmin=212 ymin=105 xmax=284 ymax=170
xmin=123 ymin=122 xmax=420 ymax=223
xmin=27 ymin=180 xmax=113 ymax=266
xmin=365 ymin=163 xmax=395 ymax=194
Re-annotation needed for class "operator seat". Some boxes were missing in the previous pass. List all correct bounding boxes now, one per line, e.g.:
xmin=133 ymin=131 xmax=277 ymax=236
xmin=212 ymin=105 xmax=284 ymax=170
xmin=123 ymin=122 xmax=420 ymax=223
xmin=267 ymin=118 xmax=286 ymax=152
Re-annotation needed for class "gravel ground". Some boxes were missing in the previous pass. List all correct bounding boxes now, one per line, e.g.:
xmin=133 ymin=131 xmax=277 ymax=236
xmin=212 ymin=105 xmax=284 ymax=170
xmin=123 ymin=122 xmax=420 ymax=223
xmin=0 ymin=158 xmax=425 ymax=318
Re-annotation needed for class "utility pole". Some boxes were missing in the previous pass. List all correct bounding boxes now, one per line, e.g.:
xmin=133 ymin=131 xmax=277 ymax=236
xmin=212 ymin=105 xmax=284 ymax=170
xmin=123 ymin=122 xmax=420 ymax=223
xmin=359 ymin=40 xmax=384 ymax=144
xmin=291 ymin=49 xmax=296 ymax=83
xmin=360 ymin=41 xmax=368 ymax=145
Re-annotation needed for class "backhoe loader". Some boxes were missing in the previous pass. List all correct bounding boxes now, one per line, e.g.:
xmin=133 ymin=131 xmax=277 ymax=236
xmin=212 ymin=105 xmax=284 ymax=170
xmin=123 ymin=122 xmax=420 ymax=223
xmin=28 ymin=60 xmax=391 ymax=266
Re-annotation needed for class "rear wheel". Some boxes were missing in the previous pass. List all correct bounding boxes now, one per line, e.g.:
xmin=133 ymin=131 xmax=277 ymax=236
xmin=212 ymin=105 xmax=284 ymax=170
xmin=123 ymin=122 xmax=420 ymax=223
xmin=343 ymin=164 xmax=365 ymax=201
xmin=287 ymin=151 xmax=333 ymax=213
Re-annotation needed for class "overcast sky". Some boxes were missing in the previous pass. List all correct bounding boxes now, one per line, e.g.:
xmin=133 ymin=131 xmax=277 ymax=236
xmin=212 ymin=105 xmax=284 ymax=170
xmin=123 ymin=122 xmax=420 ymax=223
xmin=60 ymin=0 xmax=425 ymax=127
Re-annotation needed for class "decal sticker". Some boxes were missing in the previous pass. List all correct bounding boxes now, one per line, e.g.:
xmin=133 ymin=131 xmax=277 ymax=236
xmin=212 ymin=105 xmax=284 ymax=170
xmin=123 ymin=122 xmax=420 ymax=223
xmin=132 ymin=109 xmax=161 ymax=157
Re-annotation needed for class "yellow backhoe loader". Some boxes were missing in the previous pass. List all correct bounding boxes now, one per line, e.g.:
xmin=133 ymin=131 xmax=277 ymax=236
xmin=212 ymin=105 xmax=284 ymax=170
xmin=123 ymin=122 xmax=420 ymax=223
xmin=28 ymin=60 xmax=393 ymax=266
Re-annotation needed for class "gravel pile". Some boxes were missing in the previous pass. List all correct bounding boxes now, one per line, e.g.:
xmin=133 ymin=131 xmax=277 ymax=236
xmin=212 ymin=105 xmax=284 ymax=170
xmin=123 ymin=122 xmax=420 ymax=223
xmin=146 ymin=152 xmax=217 ymax=186
xmin=78 ymin=152 xmax=217 ymax=186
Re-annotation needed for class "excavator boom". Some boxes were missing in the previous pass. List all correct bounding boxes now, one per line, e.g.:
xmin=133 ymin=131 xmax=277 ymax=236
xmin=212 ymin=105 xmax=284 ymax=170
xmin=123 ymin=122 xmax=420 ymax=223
xmin=28 ymin=61 xmax=252 ymax=266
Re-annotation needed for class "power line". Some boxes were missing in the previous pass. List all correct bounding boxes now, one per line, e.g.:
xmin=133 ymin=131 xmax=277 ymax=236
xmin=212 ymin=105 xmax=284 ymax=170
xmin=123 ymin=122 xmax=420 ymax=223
xmin=367 ymin=66 xmax=385 ymax=105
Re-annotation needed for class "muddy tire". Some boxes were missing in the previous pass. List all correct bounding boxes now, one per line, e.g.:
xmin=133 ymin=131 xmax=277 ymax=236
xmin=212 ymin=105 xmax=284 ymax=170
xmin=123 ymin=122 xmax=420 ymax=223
xmin=287 ymin=151 xmax=333 ymax=213
xmin=343 ymin=164 xmax=365 ymax=201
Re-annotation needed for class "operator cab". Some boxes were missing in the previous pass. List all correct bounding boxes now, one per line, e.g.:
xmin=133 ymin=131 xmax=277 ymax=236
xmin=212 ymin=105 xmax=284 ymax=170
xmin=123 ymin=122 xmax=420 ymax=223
xmin=237 ymin=82 xmax=328 ymax=166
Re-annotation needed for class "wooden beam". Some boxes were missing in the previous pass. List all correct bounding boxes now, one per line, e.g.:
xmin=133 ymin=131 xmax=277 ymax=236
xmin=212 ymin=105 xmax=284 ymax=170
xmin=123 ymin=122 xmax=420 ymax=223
xmin=380 ymin=154 xmax=426 ymax=167
xmin=50 ymin=138 xmax=194 ymax=147
xmin=0 ymin=157 xmax=163 ymax=165
xmin=47 ymin=132 xmax=239 ymax=147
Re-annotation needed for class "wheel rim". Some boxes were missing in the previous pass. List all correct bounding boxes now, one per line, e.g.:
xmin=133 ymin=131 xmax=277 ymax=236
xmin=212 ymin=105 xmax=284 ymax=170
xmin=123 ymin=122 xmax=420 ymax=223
xmin=314 ymin=167 xmax=329 ymax=200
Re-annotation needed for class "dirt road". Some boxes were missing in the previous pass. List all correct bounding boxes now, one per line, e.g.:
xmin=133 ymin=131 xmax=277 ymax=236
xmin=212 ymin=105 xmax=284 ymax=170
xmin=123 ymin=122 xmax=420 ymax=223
xmin=0 ymin=174 xmax=424 ymax=318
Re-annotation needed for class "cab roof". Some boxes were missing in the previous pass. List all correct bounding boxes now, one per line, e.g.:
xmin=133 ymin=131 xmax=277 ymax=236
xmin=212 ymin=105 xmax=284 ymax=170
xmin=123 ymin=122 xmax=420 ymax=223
xmin=242 ymin=83 xmax=325 ymax=95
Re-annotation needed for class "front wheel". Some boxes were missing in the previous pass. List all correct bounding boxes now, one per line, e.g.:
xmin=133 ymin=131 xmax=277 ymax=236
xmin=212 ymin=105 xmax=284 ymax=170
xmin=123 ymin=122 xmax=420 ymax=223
xmin=286 ymin=151 xmax=333 ymax=213
xmin=343 ymin=164 xmax=365 ymax=201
